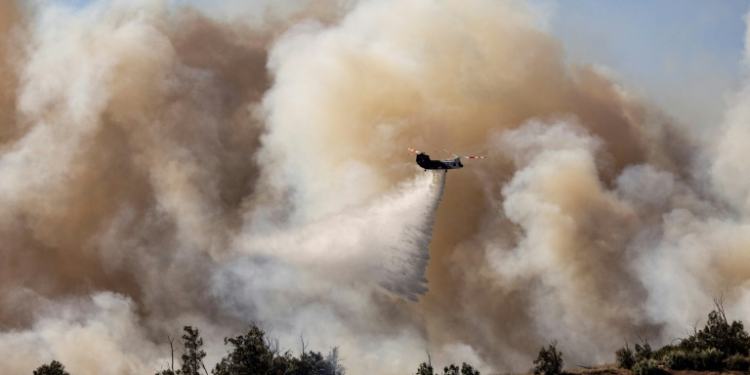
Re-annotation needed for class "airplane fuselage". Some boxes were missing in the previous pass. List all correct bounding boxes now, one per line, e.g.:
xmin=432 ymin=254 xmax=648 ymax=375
xmin=415 ymin=153 xmax=463 ymax=170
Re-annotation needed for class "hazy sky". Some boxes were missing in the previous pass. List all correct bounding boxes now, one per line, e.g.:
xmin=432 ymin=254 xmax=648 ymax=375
xmin=545 ymin=0 xmax=748 ymax=134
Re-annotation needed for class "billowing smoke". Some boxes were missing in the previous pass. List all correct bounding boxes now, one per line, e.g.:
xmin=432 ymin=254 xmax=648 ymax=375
xmin=0 ymin=0 xmax=749 ymax=373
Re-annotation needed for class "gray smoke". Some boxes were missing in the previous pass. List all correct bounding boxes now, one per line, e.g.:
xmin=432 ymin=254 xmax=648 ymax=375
xmin=1 ymin=0 xmax=750 ymax=374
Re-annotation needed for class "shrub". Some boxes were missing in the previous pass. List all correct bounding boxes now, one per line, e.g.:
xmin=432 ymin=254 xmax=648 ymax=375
xmin=695 ymin=348 xmax=724 ymax=370
xmin=652 ymin=344 xmax=676 ymax=360
xmin=615 ymin=343 xmax=635 ymax=370
xmin=634 ymin=342 xmax=652 ymax=362
xmin=724 ymin=354 xmax=750 ymax=371
xmin=617 ymin=297 xmax=750 ymax=373
xmin=661 ymin=349 xmax=690 ymax=370
xmin=632 ymin=359 xmax=666 ymax=375
xmin=532 ymin=341 xmax=563 ymax=375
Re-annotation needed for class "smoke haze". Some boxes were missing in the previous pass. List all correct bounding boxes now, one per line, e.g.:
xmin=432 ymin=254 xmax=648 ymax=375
xmin=0 ymin=0 xmax=749 ymax=374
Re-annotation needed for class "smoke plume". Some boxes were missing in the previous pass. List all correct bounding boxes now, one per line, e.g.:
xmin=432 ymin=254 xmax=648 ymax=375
xmin=0 ymin=0 xmax=749 ymax=374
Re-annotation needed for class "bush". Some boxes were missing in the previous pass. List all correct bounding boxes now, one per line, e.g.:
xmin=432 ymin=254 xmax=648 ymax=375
xmin=723 ymin=353 xmax=750 ymax=371
xmin=532 ymin=341 xmax=563 ymax=375
xmin=615 ymin=343 xmax=635 ymax=370
xmin=695 ymin=348 xmax=724 ymax=370
xmin=460 ymin=362 xmax=480 ymax=375
xmin=616 ymin=297 xmax=750 ymax=372
xmin=634 ymin=342 xmax=652 ymax=362
xmin=661 ymin=349 xmax=690 ymax=370
xmin=724 ymin=354 xmax=750 ymax=371
xmin=632 ymin=359 xmax=666 ymax=375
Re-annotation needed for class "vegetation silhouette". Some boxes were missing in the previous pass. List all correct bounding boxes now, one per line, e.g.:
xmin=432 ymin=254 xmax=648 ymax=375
xmin=532 ymin=340 xmax=563 ymax=375
xmin=615 ymin=296 xmax=750 ymax=373
xmin=38 ymin=300 xmax=750 ymax=375
xmin=33 ymin=361 xmax=70 ymax=375
xmin=414 ymin=361 xmax=481 ymax=375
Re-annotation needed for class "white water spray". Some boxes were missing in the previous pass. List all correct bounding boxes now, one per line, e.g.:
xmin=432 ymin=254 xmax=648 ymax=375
xmin=229 ymin=169 xmax=447 ymax=302
xmin=378 ymin=170 xmax=446 ymax=300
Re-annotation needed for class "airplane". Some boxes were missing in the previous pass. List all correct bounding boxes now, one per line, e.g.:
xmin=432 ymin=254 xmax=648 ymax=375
xmin=408 ymin=148 xmax=485 ymax=171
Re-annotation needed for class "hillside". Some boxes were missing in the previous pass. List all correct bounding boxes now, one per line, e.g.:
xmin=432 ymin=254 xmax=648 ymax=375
xmin=569 ymin=365 xmax=749 ymax=375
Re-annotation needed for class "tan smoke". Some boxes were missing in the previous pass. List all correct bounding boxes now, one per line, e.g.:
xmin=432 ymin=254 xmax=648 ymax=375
xmin=0 ymin=0 xmax=24 ymax=146
xmin=256 ymin=0 xmax=699 ymax=369
xmin=0 ymin=0 xmax=747 ymax=374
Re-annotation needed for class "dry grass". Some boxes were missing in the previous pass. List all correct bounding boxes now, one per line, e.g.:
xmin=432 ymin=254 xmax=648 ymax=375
xmin=563 ymin=364 xmax=749 ymax=375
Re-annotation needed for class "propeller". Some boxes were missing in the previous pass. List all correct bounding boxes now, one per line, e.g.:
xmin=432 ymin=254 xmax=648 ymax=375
xmin=443 ymin=149 xmax=458 ymax=159
xmin=444 ymin=149 xmax=486 ymax=159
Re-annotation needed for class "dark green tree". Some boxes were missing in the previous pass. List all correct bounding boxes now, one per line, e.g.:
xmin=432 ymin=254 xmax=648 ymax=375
xmin=416 ymin=362 xmax=435 ymax=375
xmin=443 ymin=364 xmax=459 ymax=375
xmin=460 ymin=362 xmax=480 ymax=375
xmin=212 ymin=324 xmax=276 ymax=375
xmin=677 ymin=296 xmax=750 ymax=356
xmin=181 ymin=326 xmax=207 ymax=375
xmin=614 ymin=296 xmax=750 ymax=372
xmin=211 ymin=323 xmax=345 ymax=375
xmin=694 ymin=308 xmax=749 ymax=355
xmin=33 ymin=360 xmax=70 ymax=375
xmin=532 ymin=341 xmax=563 ymax=375
xmin=615 ymin=341 xmax=635 ymax=370
xmin=291 ymin=350 xmax=340 ymax=375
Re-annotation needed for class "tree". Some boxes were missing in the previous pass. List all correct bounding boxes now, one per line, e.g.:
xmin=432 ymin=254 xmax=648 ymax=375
xmin=212 ymin=324 xmax=276 ymax=375
xmin=460 ymin=362 xmax=480 ymax=375
xmin=416 ymin=362 xmax=435 ymax=375
xmin=692 ymin=297 xmax=750 ymax=355
xmin=33 ymin=360 xmax=70 ymax=375
xmin=211 ymin=323 xmax=346 ymax=375
xmin=532 ymin=341 xmax=563 ymax=375
xmin=325 ymin=347 xmax=346 ymax=375
xmin=155 ymin=334 xmax=180 ymax=375
xmin=181 ymin=326 xmax=208 ymax=375
xmin=615 ymin=341 xmax=635 ymax=370
xmin=614 ymin=295 xmax=750 ymax=372
xmin=443 ymin=364 xmax=460 ymax=375
xmin=291 ymin=350 xmax=341 ymax=375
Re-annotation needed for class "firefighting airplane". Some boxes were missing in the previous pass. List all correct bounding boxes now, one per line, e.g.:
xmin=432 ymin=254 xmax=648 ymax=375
xmin=407 ymin=148 xmax=485 ymax=171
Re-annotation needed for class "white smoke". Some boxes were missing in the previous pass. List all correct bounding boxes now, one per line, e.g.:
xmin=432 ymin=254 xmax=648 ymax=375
xmin=3 ymin=0 xmax=750 ymax=374
xmin=0 ymin=292 xmax=162 ymax=375
xmin=482 ymin=109 xmax=750 ymax=366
